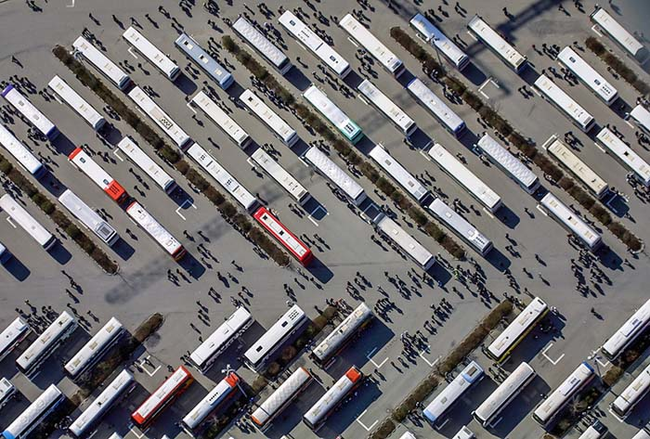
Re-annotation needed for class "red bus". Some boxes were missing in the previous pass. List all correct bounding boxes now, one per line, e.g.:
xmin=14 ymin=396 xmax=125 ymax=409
xmin=68 ymin=147 xmax=127 ymax=203
xmin=131 ymin=366 xmax=194 ymax=429
xmin=253 ymin=207 xmax=313 ymax=266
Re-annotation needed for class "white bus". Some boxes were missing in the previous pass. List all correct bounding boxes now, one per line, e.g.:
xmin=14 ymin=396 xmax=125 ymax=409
xmin=181 ymin=373 xmax=240 ymax=436
xmin=409 ymin=13 xmax=470 ymax=71
xmin=251 ymin=367 xmax=312 ymax=430
xmin=578 ymin=421 xmax=608 ymax=439
xmin=0 ymin=317 xmax=30 ymax=362
xmin=632 ymin=429 xmax=650 ymax=439
xmin=190 ymin=307 xmax=253 ymax=373
xmin=610 ymin=362 xmax=650 ymax=420
xmin=239 ymin=90 xmax=298 ymax=147
xmin=174 ymin=33 xmax=233 ymax=90
xmin=303 ymin=85 xmax=363 ymax=144
xmin=427 ymin=198 xmax=492 ymax=256
xmin=0 ymin=123 xmax=46 ymax=178
xmin=232 ymin=16 xmax=292 ymax=75
xmin=473 ymin=362 xmax=536 ymax=427
xmin=243 ymin=305 xmax=306 ymax=371
xmin=126 ymin=201 xmax=186 ymax=261
xmin=376 ymin=215 xmax=436 ymax=270
xmin=628 ymin=104 xmax=650 ymax=134
xmin=557 ymin=47 xmax=618 ymax=106
xmin=311 ymin=303 xmax=373 ymax=366
xmin=0 ymin=194 xmax=56 ymax=251
xmin=486 ymin=297 xmax=548 ymax=363
xmin=303 ymin=366 xmax=363 ymax=431
xmin=72 ymin=36 xmax=131 ymax=90
xmin=16 ymin=311 xmax=77 ymax=377
xmin=68 ymin=147 xmax=128 ymax=203
xmin=407 ymin=78 xmax=465 ymax=137
xmin=191 ymin=91 xmax=251 ymax=148
xmin=532 ymin=362 xmax=595 ymax=426
xmin=368 ymin=143 xmax=428 ymax=203
xmin=467 ymin=15 xmax=527 ymax=73
xmin=68 ymin=370 xmax=135 ymax=438
xmin=423 ymin=361 xmax=484 ymax=428
xmin=428 ymin=143 xmax=502 ymax=213
xmin=1 ymin=85 xmax=58 ymax=140
xmin=399 ymin=432 xmax=417 ymax=439
xmin=117 ymin=137 xmax=177 ymax=194
xmin=543 ymin=135 xmax=609 ymax=199
xmin=251 ymin=148 xmax=311 ymax=205
xmin=128 ymin=86 xmax=191 ymax=149
xmin=476 ymin=134 xmax=539 ymax=194
xmin=304 ymin=146 xmax=367 ymax=206
xmin=453 ymin=426 xmax=475 ymax=439
xmin=540 ymin=192 xmax=602 ymax=251
xmin=278 ymin=10 xmax=351 ymax=78
xmin=0 ymin=378 xmax=15 ymax=410
xmin=596 ymin=127 xmax=650 ymax=187
xmin=64 ymin=317 xmax=124 ymax=379
xmin=58 ymin=189 xmax=119 ymax=246
xmin=48 ymin=75 xmax=106 ymax=131
xmin=591 ymin=7 xmax=649 ymax=63
xmin=357 ymin=80 xmax=416 ymax=137
xmin=122 ymin=27 xmax=180 ymax=81
xmin=1 ymin=385 xmax=64 ymax=439
xmin=601 ymin=298 xmax=650 ymax=361
xmin=186 ymin=143 xmax=258 ymax=212
xmin=534 ymin=74 xmax=596 ymax=132
xmin=339 ymin=14 xmax=404 ymax=77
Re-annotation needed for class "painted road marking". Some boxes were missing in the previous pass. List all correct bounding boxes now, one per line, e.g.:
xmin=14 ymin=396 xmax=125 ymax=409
xmin=483 ymin=208 xmax=495 ymax=219
xmin=348 ymin=37 xmax=360 ymax=48
xmin=597 ymin=358 xmax=610 ymax=368
xmin=536 ymin=204 xmax=548 ymax=217
xmin=624 ymin=120 xmax=635 ymax=129
xmin=419 ymin=150 xmax=432 ymax=162
xmin=366 ymin=347 xmax=389 ymax=369
xmin=137 ymin=355 xmax=162 ymax=376
xmin=418 ymin=349 xmax=440 ymax=368
xmin=6 ymin=217 xmax=16 ymax=228
xmin=308 ymin=205 xmax=327 ymax=227
xmin=186 ymin=101 xmax=197 ymax=114
xmin=591 ymin=25 xmax=604 ymax=38
xmin=541 ymin=342 xmax=565 ymax=365
xmin=128 ymin=427 xmax=147 ymax=439
xmin=466 ymin=31 xmax=478 ymax=42
xmin=355 ymin=409 xmax=378 ymax=431
xmin=128 ymin=47 xmax=139 ymax=59
xmin=175 ymin=199 xmax=197 ymax=221
xmin=113 ymin=149 xmax=124 ymax=162
xmin=66 ymin=0 xmax=75 ymax=7
xmin=594 ymin=142 xmax=606 ymax=154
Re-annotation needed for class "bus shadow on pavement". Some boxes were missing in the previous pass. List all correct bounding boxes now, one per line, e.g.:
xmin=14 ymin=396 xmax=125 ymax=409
xmin=3 ymin=255 xmax=31 ymax=281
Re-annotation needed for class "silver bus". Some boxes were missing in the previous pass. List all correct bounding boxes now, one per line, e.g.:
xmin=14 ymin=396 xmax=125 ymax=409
xmin=534 ymin=74 xmax=596 ymax=132
xmin=591 ymin=7 xmax=648 ymax=63
xmin=233 ymin=16 xmax=292 ymax=75
xmin=239 ymin=89 xmax=298 ymax=147
xmin=476 ymin=133 xmax=539 ymax=194
xmin=368 ymin=143 xmax=428 ymax=203
xmin=58 ymin=189 xmax=119 ymax=246
xmin=410 ymin=13 xmax=469 ymax=70
xmin=601 ymin=298 xmax=650 ymax=361
xmin=0 ymin=194 xmax=56 ymax=250
xmin=2 ymin=85 xmax=58 ymax=140
xmin=122 ymin=26 xmax=180 ymax=81
xmin=427 ymin=198 xmax=492 ymax=256
xmin=596 ymin=127 xmax=650 ymax=187
xmin=540 ymin=192 xmax=602 ymax=251
xmin=358 ymin=80 xmax=416 ymax=137
xmin=558 ymin=47 xmax=618 ymax=106
xmin=48 ymin=75 xmax=106 ymax=131
xmin=467 ymin=15 xmax=527 ymax=73
xmin=251 ymin=367 xmax=312 ymax=430
xmin=64 ymin=317 xmax=124 ymax=378
xmin=303 ymin=146 xmax=367 ymax=206
xmin=192 ymin=91 xmax=251 ymax=149
xmin=174 ymin=33 xmax=233 ymax=89
xmin=407 ymin=78 xmax=465 ymax=137
xmin=0 ymin=123 xmax=45 ymax=178
xmin=73 ymin=36 xmax=131 ymax=90
xmin=376 ymin=215 xmax=436 ymax=270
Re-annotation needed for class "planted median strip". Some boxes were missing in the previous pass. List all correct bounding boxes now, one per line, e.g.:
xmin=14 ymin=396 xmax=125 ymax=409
xmin=585 ymin=37 xmax=650 ymax=95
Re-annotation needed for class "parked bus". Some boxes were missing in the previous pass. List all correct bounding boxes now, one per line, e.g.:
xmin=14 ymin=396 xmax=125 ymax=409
xmin=541 ymin=192 xmax=602 ymax=251
xmin=251 ymin=367 xmax=312 ymax=430
xmin=357 ymin=80 xmax=416 ymax=137
xmin=339 ymin=14 xmax=404 ymax=77
xmin=181 ymin=373 xmax=240 ymax=436
xmin=278 ymin=10 xmax=351 ymax=78
xmin=476 ymin=134 xmax=540 ymax=194
xmin=368 ymin=143 xmax=428 ymax=203
xmin=239 ymin=89 xmax=298 ymax=147
xmin=174 ymin=33 xmax=233 ymax=89
xmin=577 ymin=421 xmax=608 ymax=439
xmin=68 ymin=147 xmax=128 ymax=203
xmin=253 ymin=207 xmax=313 ymax=266
xmin=399 ymin=432 xmax=417 ymax=439
xmin=16 ymin=311 xmax=77 ymax=377
xmin=117 ymin=137 xmax=177 ymax=194
xmin=64 ymin=317 xmax=124 ymax=379
xmin=311 ymin=302 xmax=373 ymax=366
xmin=122 ymin=27 xmax=180 ymax=81
xmin=186 ymin=143 xmax=258 ymax=212
xmin=427 ymin=198 xmax=492 ymax=256
xmin=131 ymin=366 xmax=194 ymax=429
xmin=628 ymin=104 xmax=650 ymax=134
xmin=543 ymin=135 xmax=609 ymax=199
xmin=244 ymin=305 xmax=307 ymax=371
xmin=58 ymin=189 xmax=119 ymax=246
xmin=407 ymin=78 xmax=465 ymax=137
xmin=303 ymin=366 xmax=363 ymax=431
xmin=423 ymin=361 xmax=484 ymax=428
xmin=610 ymin=362 xmax=650 ymax=420
xmin=633 ymin=429 xmax=650 ymax=439
xmin=428 ymin=143 xmax=502 ymax=213
xmin=69 ymin=370 xmax=135 ymax=438
xmin=0 ymin=378 xmax=15 ymax=411
xmin=601 ymin=298 xmax=650 ymax=361
xmin=48 ymin=75 xmax=106 ymax=131
xmin=190 ymin=307 xmax=253 ymax=373
xmin=233 ymin=16 xmax=292 ymax=75
xmin=72 ymin=36 xmax=131 ymax=90
xmin=409 ymin=13 xmax=470 ymax=71
xmin=0 ymin=242 xmax=10 ymax=265
xmin=128 ymin=86 xmax=191 ymax=149
xmin=532 ymin=362 xmax=595 ymax=427
xmin=191 ymin=91 xmax=251 ymax=148
xmin=596 ymin=127 xmax=650 ymax=187
xmin=303 ymin=146 xmax=367 ymax=206
xmin=0 ymin=194 xmax=57 ymax=251
xmin=0 ymin=317 xmax=30 ymax=362
xmin=1 ymin=384 xmax=64 ymax=439
xmin=591 ymin=7 xmax=648 ymax=63
xmin=1 ymin=85 xmax=58 ymax=140
xmin=534 ymin=74 xmax=596 ymax=132
xmin=250 ymin=149 xmax=311 ymax=205
xmin=453 ymin=426 xmax=475 ymax=439
xmin=558 ymin=47 xmax=618 ymax=106
xmin=486 ymin=297 xmax=549 ymax=363
xmin=473 ymin=362 xmax=536 ymax=427
xmin=467 ymin=15 xmax=527 ymax=73
xmin=303 ymin=85 xmax=363 ymax=144
xmin=125 ymin=201 xmax=186 ymax=261
xmin=376 ymin=215 xmax=436 ymax=270
xmin=0 ymin=123 xmax=45 ymax=178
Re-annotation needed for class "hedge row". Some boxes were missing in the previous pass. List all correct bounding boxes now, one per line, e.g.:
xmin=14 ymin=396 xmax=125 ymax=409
xmin=551 ymin=387 xmax=604 ymax=436
xmin=602 ymin=330 xmax=650 ymax=387
xmin=585 ymin=37 xmax=650 ymax=95
xmin=222 ymin=36 xmax=465 ymax=259
xmin=52 ymin=46 xmax=291 ymax=266
xmin=0 ymin=154 xmax=119 ymax=273
xmin=391 ymin=27 xmax=642 ymax=252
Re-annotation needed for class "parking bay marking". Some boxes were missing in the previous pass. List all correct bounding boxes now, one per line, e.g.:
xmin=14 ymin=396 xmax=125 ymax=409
xmin=6 ymin=217 xmax=16 ymax=228
xmin=113 ymin=149 xmax=124 ymax=162
xmin=366 ymin=346 xmax=389 ymax=369
xmin=541 ymin=342 xmax=564 ymax=365
xmin=175 ymin=199 xmax=197 ymax=221
xmin=355 ymin=409 xmax=378 ymax=432
xmin=418 ymin=348 xmax=440 ymax=368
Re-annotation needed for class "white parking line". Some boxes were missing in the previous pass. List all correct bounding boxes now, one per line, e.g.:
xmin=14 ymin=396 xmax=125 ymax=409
xmin=66 ymin=0 xmax=75 ymax=7
xmin=5 ymin=217 xmax=16 ymax=228
xmin=418 ymin=349 xmax=439 ymax=368
xmin=128 ymin=47 xmax=139 ymax=59
xmin=366 ymin=347 xmax=389 ymax=369
xmin=348 ymin=37 xmax=360 ymax=48
xmin=128 ymin=427 xmax=146 ymax=439
xmin=307 ymin=205 xmax=327 ymax=227
xmin=186 ymin=101 xmax=197 ymax=114
xmin=597 ymin=358 xmax=610 ymax=368
xmin=541 ymin=342 xmax=565 ymax=365
xmin=113 ymin=149 xmax=124 ymax=162
xmin=175 ymin=199 xmax=197 ymax=221
xmin=466 ymin=31 xmax=478 ymax=42
xmin=536 ymin=204 xmax=548 ymax=217
xmin=591 ymin=25 xmax=604 ymax=38
xmin=419 ymin=150 xmax=432 ymax=162
xmin=624 ymin=120 xmax=635 ymax=129
xmin=482 ymin=207 xmax=495 ymax=219
xmin=594 ymin=142 xmax=606 ymax=153
xmin=608 ymin=407 xmax=625 ymax=423
xmin=137 ymin=355 xmax=162 ymax=376
xmin=435 ymin=418 xmax=450 ymax=431
xmin=355 ymin=409 xmax=378 ymax=431
xmin=358 ymin=94 xmax=369 ymax=106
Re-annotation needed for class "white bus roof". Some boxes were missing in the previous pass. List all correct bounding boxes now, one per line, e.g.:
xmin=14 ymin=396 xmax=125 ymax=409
xmin=558 ymin=47 xmax=618 ymax=104
xmin=427 ymin=198 xmax=492 ymax=256
xmin=117 ymin=137 xmax=176 ymax=193
xmin=0 ymin=317 xmax=29 ymax=361
xmin=16 ymin=311 xmax=77 ymax=373
xmin=64 ymin=317 xmax=123 ymax=377
xmin=72 ymin=36 xmax=130 ymax=90
xmin=597 ymin=127 xmax=650 ymax=186
xmin=303 ymin=85 xmax=360 ymax=140
xmin=312 ymin=303 xmax=372 ymax=363
xmin=410 ymin=13 xmax=469 ymax=70
xmin=182 ymin=373 xmax=239 ymax=430
xmin=233 ymin=17 xmax=290 ymax=72
xmin=58 ymin=189 xmax=118 ymax=245
xmin=423 ymin=361 xmax=484 ymax=424
xmin=174 ymin=33 xmax=233 ymax=89
xmin=303 ymin=367 xmax=362 ymax=427
xmin=0 ymin=123 xmax=44 ymax=176
xmin=0 ymin=193 xmax=54 ymax=249
xmin=487 ymin=298 xmax=548 ymax=360
xmin=369 ymin=144 xmax=428 ymax=202
xmin=377 ymin=215 xmax=435 ymax=270
xmin=122 ymin=27 xmax=179 ymax=80
xmin=477 ymin=134 xmax=539 ymax=192
xmin=126 ymin=201 xmax=183 ymax=257
xmin=398 ymin=432 xmax=417 ymax=439
xmin=240 ymin=90 xmax=298 ymax=146
xmin=192 ymin=91 xmax=250 ymax=148
xmin=407 ymin=78 xmax=465 ymax=135
xmin=358 ymin=80 xmax=416 ymax=136
xmin=2 ymin=85 xmax=58 ymax=139
xmin=534 ymin=74 xmax=595 ymax=131
xmin=304 ymin=146 xmax=366 ymax=205
xmin=48 ymin=75 xmax=106 ymax=131
xmin=251 ymin=148 xmax=309 ymax=204
xmin=602 ymin=298 xmax=650 ymax=360
xmin=611 ymin=361 xmax=650 ymax=418
xmin=591 ymin=8 xmax=645 ymax=59
xmin=453 ymin=426 xmax=475 ymax=439
xmin=630 ymin=105 xmax=650 ymax=133
xmin=533 ymin=362 xmax=594 ymax=424
xmin=244 ymin=305 xmax=306 ymax=367
xmin=251 ymin=367 xmax=311 ymax=427
xmin=0 ymin=377 xmax=15 ymax=407
xmin=3 ymin=385 xmax=63 ymax=439
xmin=541 ymin=192 xmax=602 ymax=250
xmin=190 ymin=307 xmax=252 ymax=369
xmin=467 ymin=15 xmax=526 ymax=72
